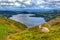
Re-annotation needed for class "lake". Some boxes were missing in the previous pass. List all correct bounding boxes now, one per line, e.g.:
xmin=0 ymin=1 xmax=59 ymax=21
xmin=10 ymin=14 xmax=45 ymax=27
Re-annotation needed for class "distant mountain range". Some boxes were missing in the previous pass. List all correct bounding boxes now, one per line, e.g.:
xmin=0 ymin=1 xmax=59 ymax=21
xmin=0 ymin=9 xmax=60 ymax=22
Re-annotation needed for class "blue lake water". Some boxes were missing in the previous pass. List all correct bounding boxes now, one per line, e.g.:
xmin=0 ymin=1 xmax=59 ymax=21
xmin=10 ymin=14 xmax=45 ymax=27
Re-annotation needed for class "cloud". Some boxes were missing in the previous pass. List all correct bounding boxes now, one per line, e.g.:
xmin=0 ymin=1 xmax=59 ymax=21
xmin=36 ymin=0 xmax=60 ymax=8
xmin=14 ymin=2 xmax=21 ymax=6
xmin=20 ymin=0 xmax=60 ymax=8
xmin=0 ymin=0 xmax=60 ymax=8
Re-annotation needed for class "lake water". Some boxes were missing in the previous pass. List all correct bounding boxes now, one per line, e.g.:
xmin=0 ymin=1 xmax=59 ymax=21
xmin=10 ymin=14 xmax=45 ymax=27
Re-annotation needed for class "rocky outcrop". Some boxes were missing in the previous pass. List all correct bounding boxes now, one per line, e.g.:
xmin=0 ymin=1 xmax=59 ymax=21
xmin=41 ymin=17 xmax=60 ymax=27
xmin=47 ymin=17 xmax=60 ymax=26
xmin=39 ymin=25 xmax=49 ymax=33
xmin=39 ymin=17 xmax=60 ymax=33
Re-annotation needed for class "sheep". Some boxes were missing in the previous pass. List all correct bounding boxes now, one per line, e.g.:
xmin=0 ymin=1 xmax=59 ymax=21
xmin=39 ymin=25 xmax=49 ymax=33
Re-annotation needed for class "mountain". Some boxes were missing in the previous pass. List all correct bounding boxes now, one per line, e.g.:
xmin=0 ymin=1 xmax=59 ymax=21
xmin=8 ymin=17 xmax=60 ymax=40
xmin=0 ymin=17 xmax=27 ymax=40
xmin=0 ymin=10 xmax=60 ymax=22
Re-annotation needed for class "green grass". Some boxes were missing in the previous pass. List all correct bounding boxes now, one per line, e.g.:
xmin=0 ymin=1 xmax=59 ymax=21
xmin=0 ymin=17 xmax=60 ymax=40
xmin=10 ymin=22 xmax=60 ymax=40
xmin=0 ymin=17 xmax=27 ymax=40
xmin=0 ymin=22 xmax=13 ymax=40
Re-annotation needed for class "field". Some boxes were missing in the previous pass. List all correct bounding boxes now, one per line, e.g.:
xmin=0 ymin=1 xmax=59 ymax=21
xmin=0 ymin=14 xmax=60 ymax=40
xmin=0 ymin=17 xmax=27 ymax=40
xmin=8 ymin=18 xmax=60 ymax=40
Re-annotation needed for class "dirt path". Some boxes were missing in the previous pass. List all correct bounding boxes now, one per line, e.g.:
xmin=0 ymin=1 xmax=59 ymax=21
xmin=7 ymin=36 xmax=13 ymax=40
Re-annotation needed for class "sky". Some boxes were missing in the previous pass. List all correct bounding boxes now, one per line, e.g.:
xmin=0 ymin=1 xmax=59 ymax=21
xmin=0 ymin=0 xmax=60 ymax=9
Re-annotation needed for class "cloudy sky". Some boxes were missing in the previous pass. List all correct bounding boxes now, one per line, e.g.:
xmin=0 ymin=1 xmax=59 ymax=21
xmin=0 ymin=0 xmax=60 ymax=8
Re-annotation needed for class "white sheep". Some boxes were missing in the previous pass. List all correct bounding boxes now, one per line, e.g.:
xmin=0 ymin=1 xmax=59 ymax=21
xmin=39 ymin=25 xmax=49 ymax=33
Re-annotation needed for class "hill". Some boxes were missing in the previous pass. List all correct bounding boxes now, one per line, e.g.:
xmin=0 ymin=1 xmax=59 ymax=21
xmin=0 ymin=10 xmax=60 ymax=22
xmin=9 ymin=17 xmax=60 ymax=40
xmin=0 ymin=17 xmax=27 ymax=40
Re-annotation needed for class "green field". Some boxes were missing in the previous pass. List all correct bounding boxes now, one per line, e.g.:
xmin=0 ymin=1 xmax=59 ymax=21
xmin=0 ymin=17 xmax=27 ymax=40
xmin=0 ymin=17 xmax=60 ymax=40
xmin=9 ymin=18 xmax=60 ymax=40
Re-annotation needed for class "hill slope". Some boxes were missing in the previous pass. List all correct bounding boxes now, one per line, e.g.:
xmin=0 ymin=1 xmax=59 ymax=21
xmin=0 ymin=17 xmax=27 ymax=40
xmin=9 ymin=17 xmax=60 ymax=40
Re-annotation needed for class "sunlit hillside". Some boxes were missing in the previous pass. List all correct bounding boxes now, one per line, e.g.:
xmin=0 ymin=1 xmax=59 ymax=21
xmin=0 ymin=17 xmax=27 ymax=40
xmin=9 ymin=17 xmax=60 ymax=40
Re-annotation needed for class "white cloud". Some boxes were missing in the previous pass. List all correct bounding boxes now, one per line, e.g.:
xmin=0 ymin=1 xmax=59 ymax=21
xmin=14 ymin=2 xmax=21 ymax=6
xmin=0 ymin=0 xmax=60 ymax=8
xmin=18 ymin=0 xmax=23 ymax=2
xmin=39 ymin=6 xmax=45 ymax=8
xmin=8 ymin=0 xmax=16 ymax=2
xmin=37 ymin=1 xmax=46 ymax=4
xmin=24 ymin=1 xmax=31 ymax=5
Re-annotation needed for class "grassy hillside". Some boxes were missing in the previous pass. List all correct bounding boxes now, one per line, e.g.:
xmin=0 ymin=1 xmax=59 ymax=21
xmin=9 ymin=18 xmax=60 ymax=40
xmin=0 ymin=17 xmax=27 ymax=40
